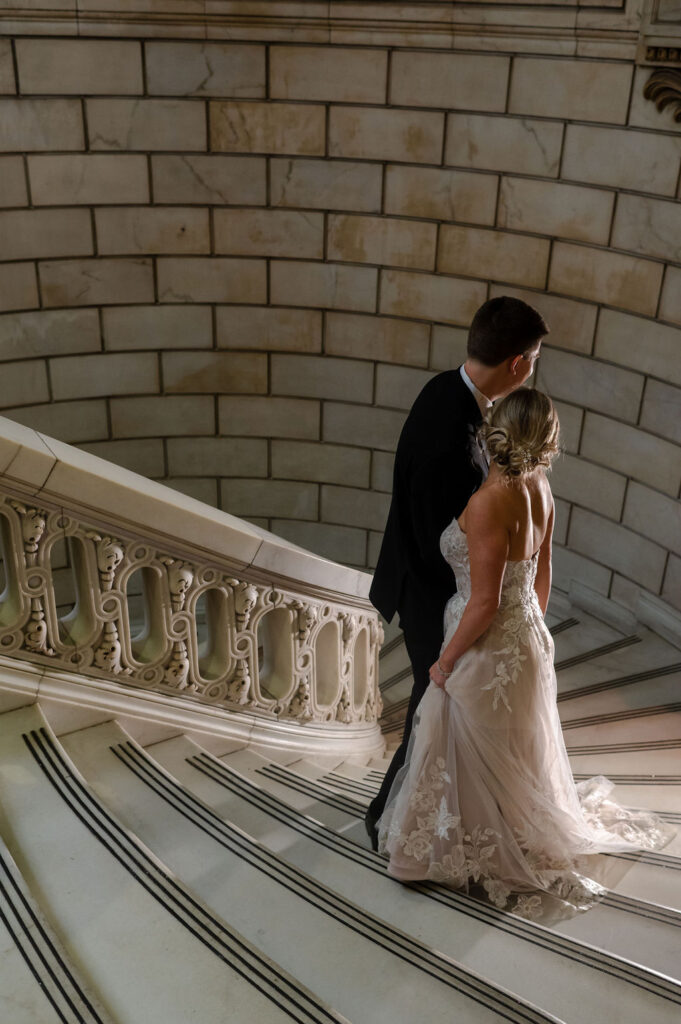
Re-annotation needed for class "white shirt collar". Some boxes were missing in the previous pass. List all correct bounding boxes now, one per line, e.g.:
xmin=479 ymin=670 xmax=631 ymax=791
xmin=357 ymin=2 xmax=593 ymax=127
xmin=459 ymin=364 xmax=494 ymax=418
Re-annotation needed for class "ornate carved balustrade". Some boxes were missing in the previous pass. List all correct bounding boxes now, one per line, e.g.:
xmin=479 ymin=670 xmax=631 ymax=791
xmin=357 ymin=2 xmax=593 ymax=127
xmin=0 ymin=418 xmax=383 ymax=728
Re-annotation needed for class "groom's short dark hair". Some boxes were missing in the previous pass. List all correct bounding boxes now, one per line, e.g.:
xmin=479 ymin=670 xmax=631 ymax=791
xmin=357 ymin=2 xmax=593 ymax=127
xmin=467 ymin=297 xmax=548 ymax=366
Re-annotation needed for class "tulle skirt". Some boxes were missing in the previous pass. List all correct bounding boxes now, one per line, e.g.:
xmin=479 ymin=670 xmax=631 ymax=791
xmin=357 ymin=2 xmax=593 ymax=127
xmin=376 ymin=596 xmax=675 ymax=918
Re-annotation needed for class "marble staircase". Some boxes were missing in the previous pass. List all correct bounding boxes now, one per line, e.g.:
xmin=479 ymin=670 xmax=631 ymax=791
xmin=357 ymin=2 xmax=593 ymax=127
xmin=1 ymin=592 xmax=680 ymax=1023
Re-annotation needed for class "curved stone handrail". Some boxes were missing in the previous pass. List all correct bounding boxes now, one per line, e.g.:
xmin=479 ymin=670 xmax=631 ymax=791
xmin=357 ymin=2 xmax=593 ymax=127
xmin=0 ymin=417 xmax=383 ymax=725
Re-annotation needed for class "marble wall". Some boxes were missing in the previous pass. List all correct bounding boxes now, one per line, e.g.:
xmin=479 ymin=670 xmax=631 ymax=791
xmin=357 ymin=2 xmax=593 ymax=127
xmin=0 ymin=12 xmax=680 ymax=619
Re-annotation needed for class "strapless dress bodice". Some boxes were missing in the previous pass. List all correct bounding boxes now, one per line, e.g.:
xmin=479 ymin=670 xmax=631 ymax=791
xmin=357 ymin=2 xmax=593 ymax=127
xmin=439 ymin=516 xmax=539 ymax=611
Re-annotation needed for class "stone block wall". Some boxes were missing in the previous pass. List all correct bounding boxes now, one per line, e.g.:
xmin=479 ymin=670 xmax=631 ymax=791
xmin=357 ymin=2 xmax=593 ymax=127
xmin=0 ymin=14 xmax=680 ymax=618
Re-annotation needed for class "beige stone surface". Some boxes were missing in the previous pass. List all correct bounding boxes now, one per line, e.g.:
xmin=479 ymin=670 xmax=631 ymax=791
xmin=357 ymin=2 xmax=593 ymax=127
xmin=552 ymin=497 xmax=569 ymax=547
xmin=509 ymin=58 xmax=632 ymax=123
xmin=612 ymin=194 xmax=681 ymax=264
xmin=568 ymin=507 xmax=666 ymax=593
xmin=157 ymin=257 xmax=266 ymax=303
xmin=581 ymin=411 xmax=681 ymax=498
xmin=659 ymin=267 xmax=681 ymax=327
xmin=562 ymin=124 xmax=680 ymax=196
xmin=429 ymin=326 xmax=469 ymax=371
xmin=270 ymin=260 xmax=377 ymax=312
xmin=380 ymin=269 xmax=486 ymax=325
xmin=271 ymin=519 xmax=366 ymax=566
xmin=325 ymin=312 xmax=429 ymax=366
xmin=95 ymin=207 xmax=210 ymax=256
xmin=0 ymin=98 xmax=84 ymax=152
xmin=375 ymin=364 xmax=434 ymax=411
xmin=549 ymin=242 xmax=663 ymax=317
xmin=367 ymin=530 xmax=382 ymax=569
xmin=270 ymin=45 xmax=387 ymax=103
xmin=662 ymin=555 xmax=681 ymax=613
xmin=384 ymin=165 xmax=497 ymax=226
xmin=152 ymin=155 xmax=266 ymax=205
xmin=438 ymin=226 xmax=549 ymax=289
xmin=168 ymin=437 xmax=267 ymax=477
xmin=88 ymin=99 xmax=206 ymax=151
xmin=390 ymin=51 xmax=509 ymax=111
xmin=80 ymin=438 xmax=165 ymax=478
xmin=29 ymin=154 xmax=149 ymax=206
xmin=329 ymin=106 xmax=444 ymax=164
xmin=321 ymin=484 xmax=390 ymax=532
xmin=111 ymin=395 xmax=216 ymax=438
xmin=0 ymin=158 xmax=27 ymax=206
xmin=552 ymin=545 xmax=611 ymax=596
xmin=214 ymin=208 xmax=323 ymax=258
xmin=639 ymin=379 xmax=681 ymax=446
xmin=0 ymin=309 xmax=100 ymax=362
xmin=549 ymin=452 xmax=626 ymax=519
xmin=623 ymin=482 xmax=681 ymax=559
xmin=16 ymin=39 xmax=143 ymax=94
xmin=594 ymin=308 xmax=681 ymax=388
xmin=0 ymin=359 xmax=49 ymax=408
xmin=498 ymin=178 xmax=614 ymax=246
xmin=219 ymin=396 xmax=320 ymax=439
xmin=536 ymin=347 xmax=643 ymax=422
xmin=446 ymin=114 xmax=563 ymax=177
xmin=271 ymin=353 xmax=374 ymax=403
xmin=50 ymin=352 xmax=158 ymax=401
xmin=163 ymin=351 xmax=267 ymax=394
xmin=270 ymin=158 xmax=382 ymax=212
xmin=221 ymin=478 xmax=318 ymax=520
xmin=145 ymin=42 xmax=265 ymax=97
xmin=0 ymin=40 xmax=14 ymax=94
xmin=210 ymin=101 xmax=325 ymax=155
xmin=103 ymin=305 xmax=213 ymax=351
xmin=165 ymin=477 xmax=219 ymax=507
xmin=551 ymin=400 xmax=583 ymax=454
xmin=216 ymin=306 xmax=322 ymax=352
xmin=371 ymin=450 xmax=394 ymax=493
xmin=0 ymin=208 xmax=92 ymax=261
xmin=327 ymin=214 xmax=437 ymax=270
xmin=272 ymin=439 xmax=370 ymax=486
xmin=0 ymin=263 xmax=39 ymax=313
xmin=40 ymin=258 xmax=154 ymax=308
xmin=488 ymin=285 xmax=597 ymax=356
xmin=323 ymin=401 xmax=405 ymax=451
xmin=3 ymin=399 xmax=108 ymax=444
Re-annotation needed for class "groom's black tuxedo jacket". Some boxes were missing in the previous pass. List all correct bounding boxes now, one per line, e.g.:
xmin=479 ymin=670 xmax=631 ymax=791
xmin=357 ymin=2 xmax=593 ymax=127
xmin=370 ymin=367 xmax=488 ymax=640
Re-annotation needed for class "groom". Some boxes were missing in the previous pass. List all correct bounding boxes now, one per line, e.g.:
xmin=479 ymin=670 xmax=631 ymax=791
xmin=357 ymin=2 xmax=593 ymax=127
xmin=366 ymin=295 xmax=548 ymax=850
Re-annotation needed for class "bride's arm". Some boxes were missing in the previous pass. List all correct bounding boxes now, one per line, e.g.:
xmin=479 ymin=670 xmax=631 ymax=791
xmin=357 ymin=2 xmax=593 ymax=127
xmin=534 ymin=498 xmax=554 ymax=616
xmin=434 ymin=488 xmax=509 ymax=677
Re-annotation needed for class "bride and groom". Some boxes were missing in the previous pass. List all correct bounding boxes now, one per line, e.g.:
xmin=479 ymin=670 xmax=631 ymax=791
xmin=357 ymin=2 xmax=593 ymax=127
xmin=367 ymin=296 xmax=673 ymax=914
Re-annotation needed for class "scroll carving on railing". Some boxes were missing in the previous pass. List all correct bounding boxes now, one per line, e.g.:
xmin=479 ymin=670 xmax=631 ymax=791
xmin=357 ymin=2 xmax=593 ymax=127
xmin=0 ymin=488 xmax=382 ymax=725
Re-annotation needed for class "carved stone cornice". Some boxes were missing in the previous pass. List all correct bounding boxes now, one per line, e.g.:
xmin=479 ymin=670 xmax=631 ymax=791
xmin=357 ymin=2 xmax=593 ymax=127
xmin=644 ymin=67 xmax=681 ymax=120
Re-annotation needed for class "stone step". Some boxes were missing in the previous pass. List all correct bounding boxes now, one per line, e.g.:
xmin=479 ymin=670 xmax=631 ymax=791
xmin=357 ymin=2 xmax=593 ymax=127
xmin=0 ymin=705 xmax=340 ymax=1024
xmin=0 ymin=834 xmax=112 ymax=1024
xmin=557 ymin=627 xmax=681 ymax=695
xmin=63 ymin=721 xmax=564 ymax=1024
xmin=562 ymin=707 xmax=681 ymax=746
xmin=146 ymin=734 xmax=681 ymax=1017
xmin=557 ymin=671 xmax=681 ymax=722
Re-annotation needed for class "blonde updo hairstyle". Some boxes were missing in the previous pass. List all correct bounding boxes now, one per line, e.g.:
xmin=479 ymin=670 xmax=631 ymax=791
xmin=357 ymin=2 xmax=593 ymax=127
xmin=479 ymin=387 xmax=560 ymax=480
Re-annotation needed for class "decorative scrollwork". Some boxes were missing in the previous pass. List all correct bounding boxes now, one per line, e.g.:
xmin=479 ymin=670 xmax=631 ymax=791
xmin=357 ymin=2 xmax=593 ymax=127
xmin=643 ymin=68 xmax=681 ymax=121
xmin=86 ymin=532 xmax=124 ymax=591
xmin=94 ymin=621 xmax=131 ymax=676
xmin=161 ymin=557 xmax=195 ymax=613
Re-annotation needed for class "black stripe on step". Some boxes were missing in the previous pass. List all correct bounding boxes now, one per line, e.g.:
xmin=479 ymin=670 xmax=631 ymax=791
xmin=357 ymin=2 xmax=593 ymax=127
xmin=548 ymin=618 xmax=580 ymax=636
xmin=185 ymin=751 xmax=681 ymax=1004
xmin=23 ymin=729 xmax=345 ymax=1024
xmin=379 ymin=666 xmax=413 ymax=694
xmin=321 ymin=773 xmax=380 ymax=798
xmin=256 ymin=765 xmax=367 ymax=817
xmin=557 ymin=662 xmax=681 ymax=703
xmin=572 ymin=774 xmax=681 ymax=785
xmin=379 ymin=636 xmax=404 ymax=659
xmin=555 ymin=635 xmax=641 ymax=672
xmin=562 ymin=702 xmax=681 ymax=730
xmin=568 ymin=739 xmax=681 ymax=755
xmin=0 ymin=849 xmax=106 ymax=1024
xmin=113 ymin=742 xmax=558 ymax=1024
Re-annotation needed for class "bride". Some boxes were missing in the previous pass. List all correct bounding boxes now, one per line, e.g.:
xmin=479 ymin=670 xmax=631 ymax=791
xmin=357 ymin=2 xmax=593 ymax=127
xmin=376 ymin=387 xmax=674 ymax=915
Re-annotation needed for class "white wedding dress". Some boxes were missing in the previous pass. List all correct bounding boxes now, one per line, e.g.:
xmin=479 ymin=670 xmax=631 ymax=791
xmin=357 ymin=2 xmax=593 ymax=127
xmin=377 ymin=516 xmax=675 ymax=917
